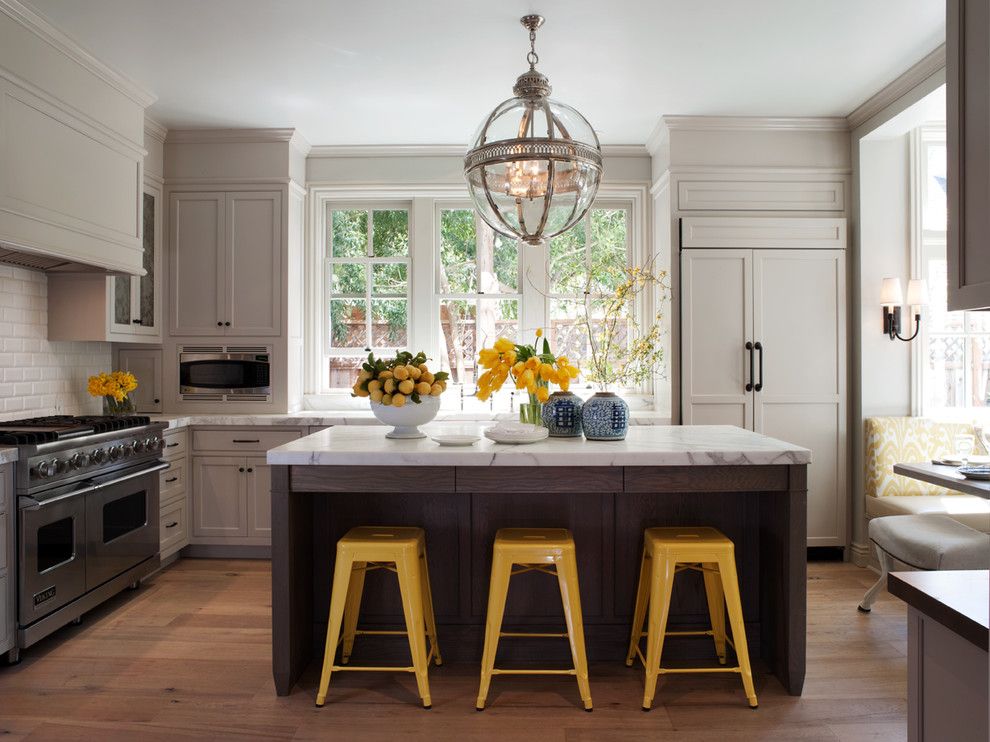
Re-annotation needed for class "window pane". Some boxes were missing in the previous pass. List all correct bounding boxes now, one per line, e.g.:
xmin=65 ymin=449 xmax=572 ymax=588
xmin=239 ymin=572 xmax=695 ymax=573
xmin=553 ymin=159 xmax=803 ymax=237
xmin=371 ymin=299 xmax=407 ymax=348
xmin=439 ymin=299 xmax=476 ymax=384
xmin=479 ymin=221 xmax=518 ymax=293
xmin=966 ymin=311 xmax=990 ymax=333
xmin=330 ymin=263 xmax=366 ymax=295
xmin=927 ymin=336 xmax=966 ymax=408
xmin=440 ymin=209 xmax=477 ymax=294
xmin=477 ymin=298 xmax=518 ymax=348
xmin=331 ymin=210 xmax=367 ymax=258
xmin=372 ymin=210 xmax=409 ymax=257
xmin=328 ymin=357 xmax=364 ymax=391
xmin=372 ymin=263 xmax=407 ymax=295
xmin=590 ymin=209 xmax=628 ymax=294
xmin=330 ymin=299 xmax=366 ymax=349
xmin=549 ymin=298 xmax=590 ymax=360
xmin=550 ymin=219 xmax=587 ymax=295
xmin=923 ymin=143 xmax=947 ymax=231
xmin=970 ymin=337 xmax=990 ymax=408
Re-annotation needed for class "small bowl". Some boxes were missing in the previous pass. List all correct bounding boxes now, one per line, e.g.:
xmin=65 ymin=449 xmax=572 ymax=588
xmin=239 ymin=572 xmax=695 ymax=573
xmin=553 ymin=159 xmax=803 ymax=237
xmin=371 ymin=395 xmax=441 ymax=438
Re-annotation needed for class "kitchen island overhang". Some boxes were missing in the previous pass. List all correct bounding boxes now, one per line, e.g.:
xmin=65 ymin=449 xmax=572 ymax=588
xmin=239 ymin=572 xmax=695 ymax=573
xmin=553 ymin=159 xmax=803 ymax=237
xmin=268 ymin=425 xmax=810 ymax=699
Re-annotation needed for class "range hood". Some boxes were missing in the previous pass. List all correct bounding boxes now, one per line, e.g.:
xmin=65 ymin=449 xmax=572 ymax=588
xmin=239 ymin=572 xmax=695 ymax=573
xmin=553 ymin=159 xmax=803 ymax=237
xmin=0 ymin=242 xmax=139 ymax=276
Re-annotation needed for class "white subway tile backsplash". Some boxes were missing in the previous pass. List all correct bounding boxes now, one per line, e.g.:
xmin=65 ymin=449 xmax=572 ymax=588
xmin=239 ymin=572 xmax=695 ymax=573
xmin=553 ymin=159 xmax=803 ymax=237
xmin=0 ymin=266 xmax=109 ymax=421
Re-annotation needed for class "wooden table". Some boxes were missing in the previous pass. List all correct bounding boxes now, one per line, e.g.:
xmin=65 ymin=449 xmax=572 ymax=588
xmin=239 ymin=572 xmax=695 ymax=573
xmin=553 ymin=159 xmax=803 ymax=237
xmin=267 ymin=425 xmax=810 ymax=698
xmin=893 ymin=462 xmax=990 ymax=498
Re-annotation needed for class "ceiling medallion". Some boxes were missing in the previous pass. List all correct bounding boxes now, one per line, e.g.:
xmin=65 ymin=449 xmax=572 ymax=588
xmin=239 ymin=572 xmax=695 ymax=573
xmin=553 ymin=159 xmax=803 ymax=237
xmin=464 ymin=14 xmax=603 ymax=247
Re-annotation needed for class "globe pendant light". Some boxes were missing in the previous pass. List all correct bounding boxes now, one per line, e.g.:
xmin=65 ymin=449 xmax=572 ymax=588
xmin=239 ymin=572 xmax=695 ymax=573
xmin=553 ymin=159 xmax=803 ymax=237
xmin=464 ymin=15 xmax=603 ymax=247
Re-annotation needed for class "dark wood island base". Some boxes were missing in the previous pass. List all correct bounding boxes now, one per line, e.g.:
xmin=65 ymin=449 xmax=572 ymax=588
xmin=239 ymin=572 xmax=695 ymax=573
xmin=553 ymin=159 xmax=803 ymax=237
xmin=271 ymin=463 xmax=807 ymax=698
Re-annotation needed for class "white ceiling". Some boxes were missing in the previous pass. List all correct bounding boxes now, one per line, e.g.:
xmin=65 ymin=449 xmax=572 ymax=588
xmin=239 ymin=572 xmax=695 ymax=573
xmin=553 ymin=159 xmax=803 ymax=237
xmin=25 ymin=0 xmax=945 ymax=146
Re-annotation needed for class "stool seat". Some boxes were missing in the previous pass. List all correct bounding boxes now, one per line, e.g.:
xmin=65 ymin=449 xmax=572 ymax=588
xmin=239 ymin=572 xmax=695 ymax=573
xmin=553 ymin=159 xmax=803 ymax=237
xmin=645 ymin=526 xmax=733 ymax=550
xmin=869 ymin=515 xmax=990 ymax=570
xmin=338 ymin=525 xmax=425 ymax=548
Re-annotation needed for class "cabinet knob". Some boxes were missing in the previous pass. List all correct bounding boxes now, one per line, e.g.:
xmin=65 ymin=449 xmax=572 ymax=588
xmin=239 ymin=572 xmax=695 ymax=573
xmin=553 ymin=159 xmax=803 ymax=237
xmin=224 ymin=321 xmax=231 ymax=326
xmin=239 ymin=467 xmax=245 ymax=473
xmin=217 ymin=321 xmax=223 ymax=327
xmin=247 ymin=467 xmax=253 ymax=473
xmin=154 ymin=398 xmax=160 ymax=404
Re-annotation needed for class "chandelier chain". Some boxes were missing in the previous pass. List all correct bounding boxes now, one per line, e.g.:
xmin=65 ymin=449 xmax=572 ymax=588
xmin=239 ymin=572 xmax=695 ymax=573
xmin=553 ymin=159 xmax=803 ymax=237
xmin=527 ymin=26 xmax=539 ymax=69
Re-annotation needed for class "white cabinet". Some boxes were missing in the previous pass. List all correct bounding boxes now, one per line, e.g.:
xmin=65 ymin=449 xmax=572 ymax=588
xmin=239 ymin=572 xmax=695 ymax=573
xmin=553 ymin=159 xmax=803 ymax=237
xmin=680 ymin=218 xmax=847 ymax=547
xmin=159 ymin=428 xmax=190 ymax=559
xmin=191 ymin=457 xmax=271 ymax=542
xmin=117 ymin=348 xmax=162 ymax=413
xmin=947 ymin=0 xmax=990 ymax=311
xmin=48 ymin=181 xmax=163 ymax=342
xmin=169 ymin=191 xmax=282 ymax=337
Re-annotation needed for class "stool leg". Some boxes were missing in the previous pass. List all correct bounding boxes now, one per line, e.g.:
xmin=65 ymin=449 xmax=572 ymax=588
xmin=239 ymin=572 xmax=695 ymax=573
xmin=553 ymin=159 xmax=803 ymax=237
xmin=556 ymin=549 xmax=593 ymax=711
xmin=625 ymin=547 xmax=651 ymax=667
xmin=702 ymin=561 xmax=727 ymax=664
xmin=718 ymin=553 xmax=758 ymax=708
xmin=396 ymin=552 xmax=432 ymax=709
xmin=340 ymin=560 xmax=367 ymax=664
xmin=642 ymin=554 xmax=675 ymax=711
xmin=477 ymin=550 xmax=511 ymax=711
xmin=316 ymin=549 xmax=354 ymax=707
xmin=419 ymin=546 xmax=443 ymax=666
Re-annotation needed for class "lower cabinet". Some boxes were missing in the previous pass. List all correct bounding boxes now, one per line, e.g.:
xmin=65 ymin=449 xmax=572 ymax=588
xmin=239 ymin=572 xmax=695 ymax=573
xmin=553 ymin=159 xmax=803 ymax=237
xmin=159 ymin=428 xmax=190 ymax=560
xmin=191 ymin=456 xmax=271 ymax=544
xmin=1 ymin=463 xmax=14 ymax=658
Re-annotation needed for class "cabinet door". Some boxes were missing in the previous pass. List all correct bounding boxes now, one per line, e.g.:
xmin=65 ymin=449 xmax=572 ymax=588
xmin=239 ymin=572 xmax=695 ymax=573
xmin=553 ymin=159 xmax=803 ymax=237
xmin=191 ymin=457 xmax=247 ymax=539
xmin=118 ymin=348 xmax=162 ymax=413
xmin=245 ymin=457 xmax=271 ymax=541
xmin=947 ymin=0 xmax=990 ymax=311
xmin=753 ymin=249 xmax=846 ymax=546
xmin=680 ymin=249 xmax=754 ymax=428
xmin=225 ymin=192 xmax=281 ymax=336
xmin=109 ymin=183 xmax=162 ymax=340
xmin=170 ymin=192 xmax=225 ymax=335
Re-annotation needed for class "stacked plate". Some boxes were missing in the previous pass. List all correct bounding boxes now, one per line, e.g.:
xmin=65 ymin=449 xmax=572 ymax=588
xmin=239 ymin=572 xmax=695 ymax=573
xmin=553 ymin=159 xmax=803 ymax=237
xmin=483 ymin=422 xmax=549 ymax=445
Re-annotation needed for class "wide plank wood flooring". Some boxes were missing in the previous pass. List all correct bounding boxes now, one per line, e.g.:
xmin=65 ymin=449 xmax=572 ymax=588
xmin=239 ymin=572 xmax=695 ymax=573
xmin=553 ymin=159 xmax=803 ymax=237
xmin=0 ymin=560 xmax=907 ymax=741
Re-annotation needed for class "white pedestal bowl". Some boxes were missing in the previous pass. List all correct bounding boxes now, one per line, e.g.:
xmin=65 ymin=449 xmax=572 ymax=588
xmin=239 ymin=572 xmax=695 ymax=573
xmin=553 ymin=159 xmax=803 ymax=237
xmin=371 ymin=395 xmax=441 ymax=438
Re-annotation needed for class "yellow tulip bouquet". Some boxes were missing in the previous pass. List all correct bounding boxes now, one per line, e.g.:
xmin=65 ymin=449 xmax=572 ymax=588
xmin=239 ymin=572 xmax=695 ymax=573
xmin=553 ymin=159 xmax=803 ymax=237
xmin=476 ymin=329 xmax=580 ymax=425
xmin=351 ymin=350 xmax=449 ymax=407
xmin=87 ymin=370 xmax=138 ymax=415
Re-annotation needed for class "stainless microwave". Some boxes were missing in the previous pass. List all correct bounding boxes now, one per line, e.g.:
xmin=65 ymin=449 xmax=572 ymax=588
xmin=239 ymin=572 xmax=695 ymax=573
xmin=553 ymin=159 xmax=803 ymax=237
xmin=179 ymin=347 xmax=272 ymax=401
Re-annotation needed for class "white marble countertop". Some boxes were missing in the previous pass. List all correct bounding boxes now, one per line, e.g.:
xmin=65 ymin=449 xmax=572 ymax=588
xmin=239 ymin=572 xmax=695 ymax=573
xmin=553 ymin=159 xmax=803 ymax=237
xmin=0 ymin=447 xmax=18 ymax=465
xmin=267 ymin=424 xmax=810 ymax=467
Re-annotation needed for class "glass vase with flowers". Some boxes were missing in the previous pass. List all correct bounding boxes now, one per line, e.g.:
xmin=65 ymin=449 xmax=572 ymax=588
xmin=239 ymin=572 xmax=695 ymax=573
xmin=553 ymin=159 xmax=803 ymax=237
xmin=87 ymin=371 xmax=139 ymax=416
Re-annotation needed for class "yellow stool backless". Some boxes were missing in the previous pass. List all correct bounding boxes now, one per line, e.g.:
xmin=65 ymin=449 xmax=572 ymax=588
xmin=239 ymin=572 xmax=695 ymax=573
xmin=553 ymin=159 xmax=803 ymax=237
xmin=315 ymin=526 xmax=441 ymax=709
xmin=625 ymin=527 xmax=758 ymax=710
xmin=477 ymin=528 xmax=593 ymax=711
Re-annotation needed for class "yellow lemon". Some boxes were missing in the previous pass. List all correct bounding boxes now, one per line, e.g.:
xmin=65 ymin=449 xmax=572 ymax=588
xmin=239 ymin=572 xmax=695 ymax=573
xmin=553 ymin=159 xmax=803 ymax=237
xmin=418 ymin=363 xmax=430 ymax=374
xmin=379 ymin=370 xmax=393 ymax=380
xmin=384 ymin=378 xmax=396 ymax=394
xmin=393 ymin=366 xmax=409 ymax=381
xmin=430 ymin=383 xmax=443 ymax=396
xmin=398 ymin=379 xmax=414 ymax=395
xmin=392 ymin=393 xmax=407 ymax=407
xmin=416 ymin=381 xmax=431 ymax=395
xmin=381 ymin=393 xmax=393 ymax=405
xmin=408 ymin=365 xmax=422 ymax=380
xmin=357 ymin=369 xmax=372 ymax=382
xmin=370 ymin=389 xmax=384 ymax=403
xmin=352 ymin=384 xmax=369 ymax=398
xmin=421 ymin=370 xmax=434 ymax=384
xmin=367 ymin=379 xmax=382 ymax=393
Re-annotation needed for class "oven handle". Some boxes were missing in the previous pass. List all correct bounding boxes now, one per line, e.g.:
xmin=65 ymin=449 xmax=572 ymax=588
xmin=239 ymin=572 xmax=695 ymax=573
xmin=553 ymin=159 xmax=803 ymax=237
xmin=18 ymin=462 xmax=171 ymax=511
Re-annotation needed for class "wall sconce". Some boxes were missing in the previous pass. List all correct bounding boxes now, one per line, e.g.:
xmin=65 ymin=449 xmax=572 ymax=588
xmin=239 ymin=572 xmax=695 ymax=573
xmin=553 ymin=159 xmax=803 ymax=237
xmin=881 ymin=277 xmax=928 ymax=341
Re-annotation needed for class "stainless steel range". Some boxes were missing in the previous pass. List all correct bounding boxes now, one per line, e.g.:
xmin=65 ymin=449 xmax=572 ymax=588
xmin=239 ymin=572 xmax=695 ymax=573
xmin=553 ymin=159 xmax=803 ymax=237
xmin=0 ymin=415 xmax=168 ymax=663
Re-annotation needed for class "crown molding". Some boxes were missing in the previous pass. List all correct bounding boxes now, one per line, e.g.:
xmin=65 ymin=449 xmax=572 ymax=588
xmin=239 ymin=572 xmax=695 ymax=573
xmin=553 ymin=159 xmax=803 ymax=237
xmin=165 ymin=127 xmax=298 ymax=144
xmin=306 ymin=143 xmax=648 ymax=159
xmin=845 ymin=44 xmax=946 ymax=131
xmin=144 ymin=115 xmax=167 ymax=143
xmin=0 ymin=0 xmax=156 ymax=107
xmin=660 ymin=115 xmax=849 ymax=132
xmin=290 ymin=130 xmax=312 ymax=157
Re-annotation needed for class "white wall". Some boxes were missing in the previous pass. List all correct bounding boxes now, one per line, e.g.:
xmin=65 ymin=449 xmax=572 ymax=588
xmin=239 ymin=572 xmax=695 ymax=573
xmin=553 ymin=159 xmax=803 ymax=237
xmin=0 ymin=264 xmax=110 ymax=420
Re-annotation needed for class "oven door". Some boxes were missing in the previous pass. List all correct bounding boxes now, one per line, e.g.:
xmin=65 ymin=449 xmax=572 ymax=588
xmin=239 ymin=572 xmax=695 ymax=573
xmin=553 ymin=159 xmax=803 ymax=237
xmin=85 ymin=462 xmax=167 ymax=591
xmin=18 ymin=481 xmax=89 ymax=626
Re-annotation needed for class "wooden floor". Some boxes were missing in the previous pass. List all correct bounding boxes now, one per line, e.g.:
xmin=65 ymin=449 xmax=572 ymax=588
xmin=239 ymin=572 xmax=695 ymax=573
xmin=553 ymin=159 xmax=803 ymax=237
xmin=0 ymin=559 xmax=908 ymax=741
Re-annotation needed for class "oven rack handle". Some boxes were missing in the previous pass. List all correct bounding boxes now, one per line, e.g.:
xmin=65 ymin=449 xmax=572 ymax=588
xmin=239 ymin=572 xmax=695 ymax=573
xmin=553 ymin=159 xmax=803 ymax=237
xmin=18 ymin=461 xmax=171 ymax=511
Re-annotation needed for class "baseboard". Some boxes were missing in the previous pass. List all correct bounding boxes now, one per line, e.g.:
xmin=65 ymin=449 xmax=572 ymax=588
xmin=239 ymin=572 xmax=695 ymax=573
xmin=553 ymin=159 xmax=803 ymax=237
xmin=181 ymin=544 xmax=272 ymax=559
xmin=850 ymin=540 xmax=874 ymax=568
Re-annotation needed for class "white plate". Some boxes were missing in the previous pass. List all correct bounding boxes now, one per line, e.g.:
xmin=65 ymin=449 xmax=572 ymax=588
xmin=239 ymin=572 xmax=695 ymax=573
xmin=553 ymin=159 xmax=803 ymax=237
xmin=935 ymin=454 xmax=990 ymax=466
xmin=484 ymin=423 xmax=549 ymax=445
xmin=430 ymin=434 xmax=480 ymax=447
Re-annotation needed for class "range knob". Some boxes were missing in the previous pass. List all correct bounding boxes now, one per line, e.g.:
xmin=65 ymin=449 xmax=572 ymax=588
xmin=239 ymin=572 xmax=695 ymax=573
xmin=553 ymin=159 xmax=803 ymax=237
xmin=33 ymin=460 xmax=58 ymax=478
xmin=132 ymin=439 xmax=146 ymax=454
xmin=91 ymin=448 xmax=108 ymax=464
xmin=152 ymin=437 xmax=165 ymax=451
xmin=107 ymin=445 xmax=123 ymax=461
xmin=69 ymin=452 xmax=92 ymax=470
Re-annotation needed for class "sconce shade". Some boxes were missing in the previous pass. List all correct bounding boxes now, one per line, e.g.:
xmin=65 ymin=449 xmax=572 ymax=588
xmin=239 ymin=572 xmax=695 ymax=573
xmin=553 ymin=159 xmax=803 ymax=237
xmin=906 ymin=279 xmax=929 ymax=308
xmin=880 ymin=277 xmax=904 ymax=307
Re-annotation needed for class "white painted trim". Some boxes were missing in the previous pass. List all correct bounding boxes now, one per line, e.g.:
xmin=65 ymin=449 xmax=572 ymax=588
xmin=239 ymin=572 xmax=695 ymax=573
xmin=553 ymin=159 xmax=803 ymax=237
xmin=164 ymin=176 xmax=296 ymax=186
xmin=651 ymin=166 xmax=853 ymax=199
xmin=144 ymin=115 xmax=167 ymax=143
xmin=661 ymin=115 xmax=849 ymax=132
xmin=846 ymin=45 xmax=946 ymax=130
xmin=165 ymin=128 xmax=298 ymax=144
xmin=306 ymin=143 xmax=645 ymax=159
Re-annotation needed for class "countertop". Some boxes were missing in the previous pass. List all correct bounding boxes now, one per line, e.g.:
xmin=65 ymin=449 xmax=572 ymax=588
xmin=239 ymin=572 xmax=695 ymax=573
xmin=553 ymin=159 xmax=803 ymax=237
xmin=888 ymin=570 xmax=989 ymax=650
xmin=266 ymin=424 xmax=811 ymax=467
xmin=0 ymin=447 xmax=17 ymax=465
xmin=893 ymin=462 xmax=990 ymax=499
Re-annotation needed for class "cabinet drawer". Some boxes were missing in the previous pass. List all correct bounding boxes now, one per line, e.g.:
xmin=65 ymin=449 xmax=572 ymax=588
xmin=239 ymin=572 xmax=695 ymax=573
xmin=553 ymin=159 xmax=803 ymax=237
xmin=193 ymin=429 xmax=302 ymax=453
xmin=163 ymin=430 xmax=188 ymax=460
xmin=160 ymin=499 xmax=188 ymax=555
xmin=0 ymin=512 xmax=6 ymax=571
xmin=160 ymin=459 xmax=186 ymax=503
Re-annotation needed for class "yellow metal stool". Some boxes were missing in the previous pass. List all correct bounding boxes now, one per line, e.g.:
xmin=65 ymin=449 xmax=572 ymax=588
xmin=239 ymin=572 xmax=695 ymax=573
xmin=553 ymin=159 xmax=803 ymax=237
xmin=477 ymin=528 xmax=593 ymax=711
xmin=625 ymin=527 xmax=758 ymax=710
xmin=315 ymin=526 xmax=442 ymax=709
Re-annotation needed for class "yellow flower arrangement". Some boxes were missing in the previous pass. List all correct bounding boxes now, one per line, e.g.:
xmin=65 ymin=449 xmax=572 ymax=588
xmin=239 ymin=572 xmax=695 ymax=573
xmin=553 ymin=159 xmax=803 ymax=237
xmin=475 ymin=329 xmax=580 ymax=424
xmin=88 ymin=370 xmax=138 ymax=415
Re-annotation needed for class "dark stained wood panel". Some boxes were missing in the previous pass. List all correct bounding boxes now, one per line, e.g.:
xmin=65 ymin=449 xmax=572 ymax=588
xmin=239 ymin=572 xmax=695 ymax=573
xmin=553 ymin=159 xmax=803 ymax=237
xmin=624 ymin=465 xmax=788 ymax=493
xmin=456 ymin=466 xmax=622 ymax=493
xmin=291 ymin=466 xmax=455 ymax=493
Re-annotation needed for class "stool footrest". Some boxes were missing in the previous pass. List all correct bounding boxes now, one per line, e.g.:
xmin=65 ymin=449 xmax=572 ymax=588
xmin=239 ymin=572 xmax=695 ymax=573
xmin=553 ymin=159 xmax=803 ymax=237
xmin=332 ymin=664 xmax=416 ymax=673
xmin=354 ymin=630 xmax=409 ymax=636
xmin=658 ymin=667 xmax=743 ymax=675
xmin=492 ymin=668 xmax=577 ymax=676
xmin=499 ymin=631 xmax=568 ymax=639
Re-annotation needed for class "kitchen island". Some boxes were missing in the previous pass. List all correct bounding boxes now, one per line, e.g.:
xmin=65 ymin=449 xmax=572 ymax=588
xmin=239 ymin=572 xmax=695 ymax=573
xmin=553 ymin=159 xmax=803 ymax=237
xmin=267 ymin=425 xmax=810 ymax=698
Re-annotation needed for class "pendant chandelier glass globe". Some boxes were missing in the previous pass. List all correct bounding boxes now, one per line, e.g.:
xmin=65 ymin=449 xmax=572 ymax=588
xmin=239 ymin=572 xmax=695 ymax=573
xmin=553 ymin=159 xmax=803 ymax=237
xmin=464 ymin=15 xmax=603 ymax=247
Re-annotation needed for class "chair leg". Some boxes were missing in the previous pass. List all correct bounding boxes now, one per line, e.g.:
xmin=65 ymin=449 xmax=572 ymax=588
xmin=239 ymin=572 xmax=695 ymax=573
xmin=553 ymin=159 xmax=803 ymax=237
xmin=642 ymin=554 xmax=675 ymax=711
xmin=340 ymin=560 xmax=367 ymax=664
xmin=702 ymin=561 xmax=727 ymax=664
xmin=419 ymin=546 xmax=443 ymax=666
xmin=858 ymin=545 xmax=895 ymax=612
xmin=625 ymin=547 xmax=652 ymax=667
xmin=396 ymin=551 xmax=432 ymax=709
xmin=477 ymin=550 xmax=511 ymax=711
xmin=315 ymin=549 xmax=355 ymax=707
xmin=718 ymin=552 xmax=758 ymax=708
xmin=556 ymin=549 xmax=593 ymax=711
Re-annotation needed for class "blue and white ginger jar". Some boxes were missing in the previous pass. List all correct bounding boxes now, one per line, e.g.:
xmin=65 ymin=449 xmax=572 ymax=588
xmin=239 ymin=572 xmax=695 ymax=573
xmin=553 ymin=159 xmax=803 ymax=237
xmin=581 ymin=392 xmax=629 ymax=441
xmin=541 ymin=390 xmax=584 ymax=437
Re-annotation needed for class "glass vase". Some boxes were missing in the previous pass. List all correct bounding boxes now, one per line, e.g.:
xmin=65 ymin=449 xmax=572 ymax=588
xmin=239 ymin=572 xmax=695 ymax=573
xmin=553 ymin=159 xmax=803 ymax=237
xmin=102 ymin=395 xmax=136 ymax=417
xmin=518 ymin=387 xmax=546 ymax=426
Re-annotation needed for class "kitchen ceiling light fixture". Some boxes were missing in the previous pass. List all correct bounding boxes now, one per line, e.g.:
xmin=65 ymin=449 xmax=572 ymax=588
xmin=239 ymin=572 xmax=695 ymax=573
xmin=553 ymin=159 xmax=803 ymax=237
xmin=463 ymin=14 xmax=603 ymax=247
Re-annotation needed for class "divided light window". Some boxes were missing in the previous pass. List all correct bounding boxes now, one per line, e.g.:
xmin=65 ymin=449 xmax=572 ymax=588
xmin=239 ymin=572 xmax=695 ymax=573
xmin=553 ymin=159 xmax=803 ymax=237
xmin=326 ymin=205 xmax=410 ymax=389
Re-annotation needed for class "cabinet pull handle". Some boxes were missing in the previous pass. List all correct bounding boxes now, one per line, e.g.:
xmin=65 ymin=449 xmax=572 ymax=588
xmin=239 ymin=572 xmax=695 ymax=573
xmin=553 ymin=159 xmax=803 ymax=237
xmin=754 ymin=342 xmax=764 ymax=392
xmin=165 ymin=476 xmax=178 ymax=483
xmin=131 ymin=319 xmax=143 ymax=324
xmin=232 ymin=439 xmax=260 ymax=443
xmin=745 ymin=341 xmax=754 ymax=392
xmin=166 ymin=442 xmax=179 ymax=448
xmin=165 ymin=521 xmax=178 ymax=528
xmin=239 ymin=467 xmax=245 ymax=473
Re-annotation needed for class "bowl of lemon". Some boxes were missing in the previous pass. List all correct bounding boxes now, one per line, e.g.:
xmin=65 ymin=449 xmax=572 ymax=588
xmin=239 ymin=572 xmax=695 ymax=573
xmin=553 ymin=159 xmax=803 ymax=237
xmin=352 ymin=351 xmax=449 ymax=439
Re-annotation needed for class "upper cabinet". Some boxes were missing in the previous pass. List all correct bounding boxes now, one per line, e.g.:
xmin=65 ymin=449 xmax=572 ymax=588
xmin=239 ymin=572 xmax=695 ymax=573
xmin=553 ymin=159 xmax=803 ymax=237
xmin=169 ymin=191 xmax=282 ymax=337
xmin=947 ymin=0 xmax=990 ymax=311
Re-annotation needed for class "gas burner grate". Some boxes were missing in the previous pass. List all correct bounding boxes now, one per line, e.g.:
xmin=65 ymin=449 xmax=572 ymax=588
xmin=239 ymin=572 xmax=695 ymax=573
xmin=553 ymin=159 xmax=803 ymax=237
xmin=0 ymin=415 xmax=153 ymax=445
xmin=0 ymin=430 xmax=60 ymax=445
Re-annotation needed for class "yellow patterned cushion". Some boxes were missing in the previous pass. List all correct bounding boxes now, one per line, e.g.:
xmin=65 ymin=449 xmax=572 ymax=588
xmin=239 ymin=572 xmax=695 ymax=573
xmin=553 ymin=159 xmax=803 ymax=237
xmin=865 ymin=417 xmax=985 ymax=498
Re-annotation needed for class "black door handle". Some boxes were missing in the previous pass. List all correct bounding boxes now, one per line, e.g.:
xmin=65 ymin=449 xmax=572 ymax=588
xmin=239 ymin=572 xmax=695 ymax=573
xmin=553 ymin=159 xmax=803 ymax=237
xmin=745 ymin=341 xmax=754 ymax=392
xmin=754 ymin=342 xmax=764 ymax=392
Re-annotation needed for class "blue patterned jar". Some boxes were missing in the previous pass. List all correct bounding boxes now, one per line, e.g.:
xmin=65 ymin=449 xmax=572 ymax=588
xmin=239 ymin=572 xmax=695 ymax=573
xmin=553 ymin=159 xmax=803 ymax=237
xmin=541 ymin=391 xmax=584 ymax=437
xmin=581 ymin=392 xmax=629 ymax=441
